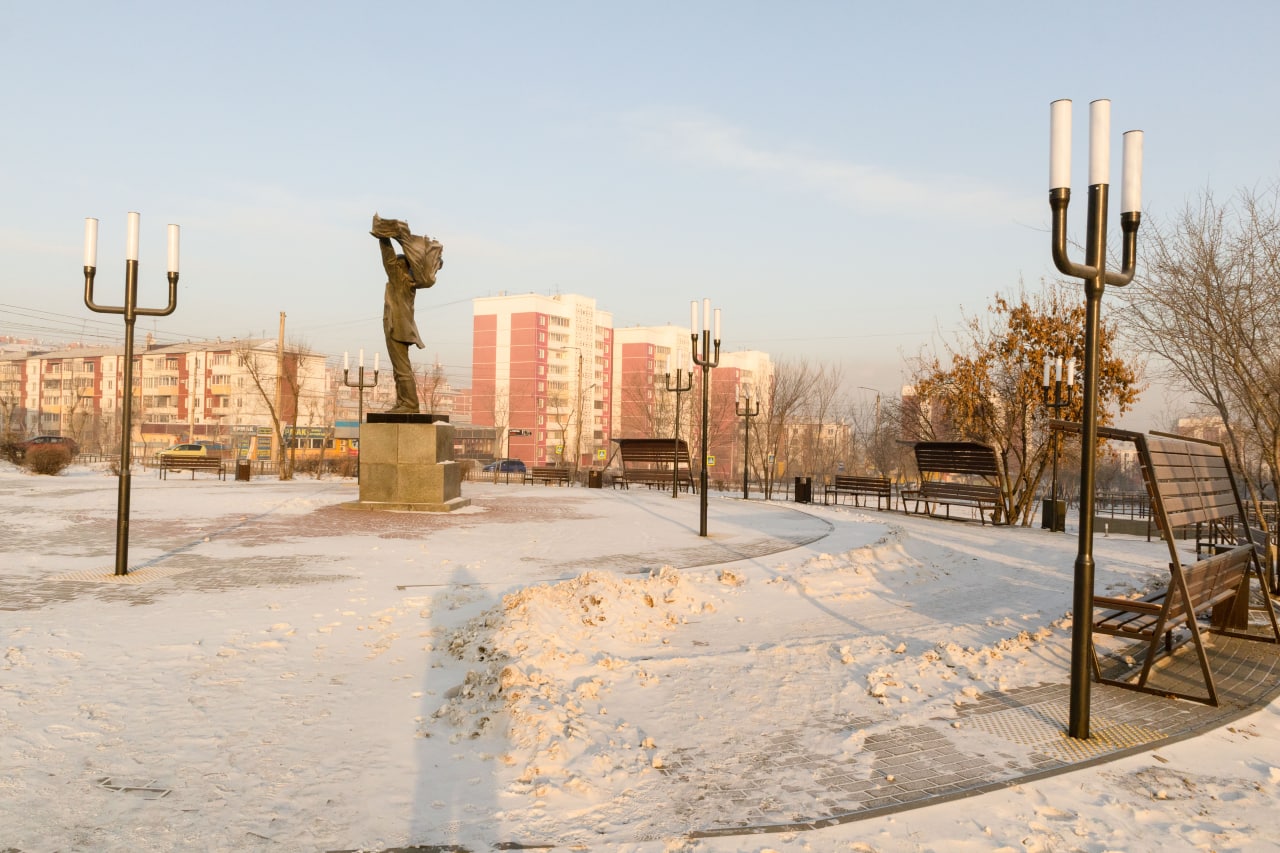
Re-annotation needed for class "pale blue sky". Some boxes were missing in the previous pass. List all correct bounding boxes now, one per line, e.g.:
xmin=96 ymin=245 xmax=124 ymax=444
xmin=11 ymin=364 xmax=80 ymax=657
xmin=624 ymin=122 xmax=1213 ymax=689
xmin=3 ymin=1 xmax=1277 ymax=423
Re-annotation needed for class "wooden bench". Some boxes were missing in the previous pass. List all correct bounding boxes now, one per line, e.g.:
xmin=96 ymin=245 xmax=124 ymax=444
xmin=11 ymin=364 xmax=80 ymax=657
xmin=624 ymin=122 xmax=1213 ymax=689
xmin=158 ymin=455 xmax=226 ymax=480
xmin=823 ymin=475 xmax=892 ymax=510
xmin=523 ymin=466 xmax=571 ymax=486
xmin=609 ymin=437 xmax=697 ymax=493
xmin=900 ymin=441 xmax=1005 ymax=525
xmin=1081 ymin=426 xmax=1280 ymax=705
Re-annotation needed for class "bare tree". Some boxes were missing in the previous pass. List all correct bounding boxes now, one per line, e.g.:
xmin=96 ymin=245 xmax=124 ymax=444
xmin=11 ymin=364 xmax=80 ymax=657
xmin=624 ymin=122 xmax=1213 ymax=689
xmin=235 ymin=339 xmax=311 ymax=481
xmin=416 ymin=359 xmax=449 ymax=415
xmin=903 ymin=284 xmax=1142 ymax=525
xmin=1120 ymin=184 xmax=1280 ymax=515
xmin=753 ymin=359 xmax=816 ymax=499
xmin=801 ymin=362 xmax=847 ymax=477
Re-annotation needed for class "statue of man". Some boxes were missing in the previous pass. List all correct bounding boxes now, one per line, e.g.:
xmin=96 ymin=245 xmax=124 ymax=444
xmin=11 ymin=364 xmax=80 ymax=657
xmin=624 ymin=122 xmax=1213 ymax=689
xmin=370 ymin=214 xmax=444 ymax=413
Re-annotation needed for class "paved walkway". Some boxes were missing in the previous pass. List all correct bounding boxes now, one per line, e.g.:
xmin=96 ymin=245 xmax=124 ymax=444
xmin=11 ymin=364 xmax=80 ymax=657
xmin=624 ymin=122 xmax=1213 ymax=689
xmin=7 ymin=477 xmax=1280 ymax=849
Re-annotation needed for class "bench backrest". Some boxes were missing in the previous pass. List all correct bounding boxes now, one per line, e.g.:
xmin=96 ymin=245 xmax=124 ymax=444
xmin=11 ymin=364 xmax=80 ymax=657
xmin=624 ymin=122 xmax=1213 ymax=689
xmin=613 ymin=438 xmax=694 ymax=470
xmin=1145 ymin=434 xmax=1239 ymax=531
xmin=921 ymin=481 xmax=999 ymax=499
xmin=832 ymin=475 xmax=889 ymax=489
xmin=1170 ymin=544 xmax=1251 ymax=618
xmin=913 ymin=441 xmax=1001 ymax=482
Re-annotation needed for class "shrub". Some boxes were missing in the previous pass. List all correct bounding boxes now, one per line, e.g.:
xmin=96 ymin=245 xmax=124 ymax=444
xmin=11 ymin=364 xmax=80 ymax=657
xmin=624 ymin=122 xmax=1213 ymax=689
xmin=1 ymin=439 xmax=22 ymax=465
xmin=337 ymin=456 xmax=358 ymax=479
xmin=25 ymin=444 xmax=73 ymax=475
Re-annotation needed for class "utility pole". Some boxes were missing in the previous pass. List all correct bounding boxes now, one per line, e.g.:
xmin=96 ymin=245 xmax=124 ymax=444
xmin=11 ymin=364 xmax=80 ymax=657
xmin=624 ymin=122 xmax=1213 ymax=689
xmin=574 ymin=348 xmax=584 ymax=479
xmin=272 ymin=311 xmax=285 ymax=463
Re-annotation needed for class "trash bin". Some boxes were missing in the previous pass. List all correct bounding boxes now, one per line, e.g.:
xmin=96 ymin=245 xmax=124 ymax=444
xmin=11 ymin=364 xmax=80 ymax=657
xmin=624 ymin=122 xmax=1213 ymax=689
xmin=235 ymin=459 xmax=251 ymax=481
xmin=588 ymin=469 xmax=603 ymax=489
xmin=1041 ymin=498 xmax=1065 ymax=531
xmin=794 ymin=476 xmax=812 ymax=504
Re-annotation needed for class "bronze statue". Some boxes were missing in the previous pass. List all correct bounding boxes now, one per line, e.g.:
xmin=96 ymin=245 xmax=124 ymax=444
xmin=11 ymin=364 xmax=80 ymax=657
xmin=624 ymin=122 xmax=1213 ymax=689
xmin=371 ymin=214 xmax=443 ymax=413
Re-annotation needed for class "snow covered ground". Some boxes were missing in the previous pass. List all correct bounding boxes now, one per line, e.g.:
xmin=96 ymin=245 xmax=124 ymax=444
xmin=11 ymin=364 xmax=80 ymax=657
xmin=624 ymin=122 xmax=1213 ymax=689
xmin=3 ymin=462 xmax=1280 ymax=852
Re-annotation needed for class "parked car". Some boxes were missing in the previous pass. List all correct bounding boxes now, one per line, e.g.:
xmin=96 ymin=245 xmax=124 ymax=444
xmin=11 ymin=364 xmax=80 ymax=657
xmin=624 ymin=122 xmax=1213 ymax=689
xmin=193 ymin=441 xmax=231 ymax=457
xmin=482 ymin=458 xmax=526 ymax=474
xmin=158 ymin=443 xmax=208 ymax=458
xmin=17 ymin=435 xmax=79 ymax=457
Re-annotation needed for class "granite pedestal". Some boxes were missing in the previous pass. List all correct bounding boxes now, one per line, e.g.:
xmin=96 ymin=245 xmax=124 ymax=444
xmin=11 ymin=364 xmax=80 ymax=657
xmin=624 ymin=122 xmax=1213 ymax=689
xmin=346 ymin=414 xmax=469 ymax=512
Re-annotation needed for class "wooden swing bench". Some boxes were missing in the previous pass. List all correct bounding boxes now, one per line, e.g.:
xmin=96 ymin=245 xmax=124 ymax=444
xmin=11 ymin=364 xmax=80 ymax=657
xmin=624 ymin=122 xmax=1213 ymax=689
xmin=1074 ymin=425 xmax=1280 ymax=705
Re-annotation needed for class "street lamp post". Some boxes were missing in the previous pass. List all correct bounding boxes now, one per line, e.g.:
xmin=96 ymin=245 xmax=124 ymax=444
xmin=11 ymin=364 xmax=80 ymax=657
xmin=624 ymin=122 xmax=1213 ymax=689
xmin=690 ymin=299 xmax=721 ymax=537
xmin=735 ymin=384 xmax=759 ymax=500
xmin=1040 ymin=354 xmax=1076 ymax=532
xmin=857 ymin=386 xmax=883 ymax=474
xmin=343 ymin=349 xmax=379 ymax=481
xmin=83 ymin=213 xmax=181 ymax=577
xmin=663 ymin=353 xmax=693 ymax=499
xmin=1049 ymin=98 xmax=1143 ymax=740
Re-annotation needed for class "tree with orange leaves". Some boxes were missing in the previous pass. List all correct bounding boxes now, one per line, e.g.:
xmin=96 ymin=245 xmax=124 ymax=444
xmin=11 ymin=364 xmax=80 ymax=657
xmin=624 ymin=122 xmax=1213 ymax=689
xmin=903 ymin=282 xmax=1143 ymax=525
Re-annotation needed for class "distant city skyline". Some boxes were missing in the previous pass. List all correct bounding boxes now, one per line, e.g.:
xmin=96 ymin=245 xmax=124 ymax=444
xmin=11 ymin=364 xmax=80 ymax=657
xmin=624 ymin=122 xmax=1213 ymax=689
xmin=5 ymin=2 xmax=1279 ymax=430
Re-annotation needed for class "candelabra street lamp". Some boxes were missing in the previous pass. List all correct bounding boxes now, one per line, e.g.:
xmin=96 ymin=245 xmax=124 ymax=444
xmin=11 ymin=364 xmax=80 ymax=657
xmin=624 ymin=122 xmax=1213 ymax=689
xmin=83 ymin=212 xmax=181 ymax=576
xmin=736 ymin=384 xmax=759 ymax=500
xmin=1049 ymin=98 xmax=1143 ymax=740
xmin=1041 ymin=354 xmax=1076 ymax=532
xmin=690 ymin=299 xmax=721 ymax=537
xmin=664 ymin=353 xmax=693 ymax=499
xmin=343 ymin=349 xmax=379 ymax=482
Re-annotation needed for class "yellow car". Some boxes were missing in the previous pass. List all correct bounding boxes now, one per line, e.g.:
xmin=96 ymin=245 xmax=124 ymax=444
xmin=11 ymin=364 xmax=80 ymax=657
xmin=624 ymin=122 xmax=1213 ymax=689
xmin=158 ymin=443 xmax=208 ymax=458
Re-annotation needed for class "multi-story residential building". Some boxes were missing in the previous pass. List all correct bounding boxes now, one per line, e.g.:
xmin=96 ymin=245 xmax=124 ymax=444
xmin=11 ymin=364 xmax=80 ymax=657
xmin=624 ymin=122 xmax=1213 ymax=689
xmin=472 ymin=293 xmax=614 ymax=469
xmin=1 ymin=339 xmax=328 ymax=458
xmin=613 ymin=324 xmax=688 ymax=441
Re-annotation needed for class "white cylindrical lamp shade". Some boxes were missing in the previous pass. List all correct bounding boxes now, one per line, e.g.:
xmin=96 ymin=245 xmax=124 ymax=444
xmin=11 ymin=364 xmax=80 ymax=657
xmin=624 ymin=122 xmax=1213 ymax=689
xmin=1066 ymin=359 xmax=1076 ymax=387
xmin=1121 ymin=130 xmax=1144 ymax=213
xmin=1088 ymin=99 xmax=1110 ymax=186
xmin=702 ymin=298 xmax=711 ymax=331
xmin=374 ymin=352 xmax=379 ymax=372
xmin=344 ymin=351 xmax=350 ymax=371
xmin=713 ymin=308 xmax=721 ymax=340
xmin=359 ymin=348 xmax=364 ymax=368
xmin=83 ymin=217 xmax=99 ymax=267
xmin=1043 ymin=358 xmax=1051 ymax=387
xmin=126 ymin=211 xmax=141 ymax=261
xmin=166 ymin=224 xmax=180 ymax=273
xmin=1049 ymin=99 xmax=1072 ymax=190
xmin=1056 ymin=356 xmax=1063 ymax=382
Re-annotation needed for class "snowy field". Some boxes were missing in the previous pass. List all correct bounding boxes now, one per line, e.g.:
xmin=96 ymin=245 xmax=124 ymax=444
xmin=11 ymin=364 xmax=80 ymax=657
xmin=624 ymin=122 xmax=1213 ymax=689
xmin=3 ymin=462 xmax=1280 ymax=852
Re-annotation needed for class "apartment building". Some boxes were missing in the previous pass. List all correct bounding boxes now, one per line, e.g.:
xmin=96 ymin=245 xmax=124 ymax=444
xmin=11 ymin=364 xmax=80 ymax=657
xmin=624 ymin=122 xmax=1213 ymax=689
xmin=1 ymin=339 xmax=328 ymax=457
xmin=472 ymin=293 xmax=614 ymax=469
xmin=610 ymin=324 xmax=774 ymax=481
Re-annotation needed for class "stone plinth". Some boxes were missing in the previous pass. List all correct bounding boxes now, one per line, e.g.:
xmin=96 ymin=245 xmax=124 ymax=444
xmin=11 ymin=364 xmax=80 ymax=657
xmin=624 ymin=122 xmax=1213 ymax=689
xmin=347 ymin=418 xmax=469 ymax=512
